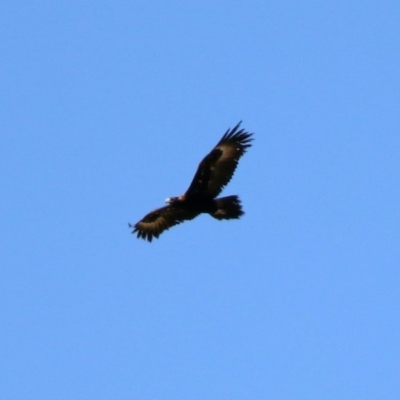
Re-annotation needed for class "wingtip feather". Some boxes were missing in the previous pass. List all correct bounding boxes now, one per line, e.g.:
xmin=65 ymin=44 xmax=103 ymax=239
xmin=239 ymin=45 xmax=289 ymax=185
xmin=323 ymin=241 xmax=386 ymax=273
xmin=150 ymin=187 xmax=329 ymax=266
xmin=219 ymin=121 xmax=254 ymax=149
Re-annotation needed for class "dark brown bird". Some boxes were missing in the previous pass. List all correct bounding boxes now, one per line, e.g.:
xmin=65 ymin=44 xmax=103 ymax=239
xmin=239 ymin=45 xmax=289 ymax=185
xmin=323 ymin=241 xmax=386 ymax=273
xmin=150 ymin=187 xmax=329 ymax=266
xmin=129 ymin=121 xmax=253 ymax=241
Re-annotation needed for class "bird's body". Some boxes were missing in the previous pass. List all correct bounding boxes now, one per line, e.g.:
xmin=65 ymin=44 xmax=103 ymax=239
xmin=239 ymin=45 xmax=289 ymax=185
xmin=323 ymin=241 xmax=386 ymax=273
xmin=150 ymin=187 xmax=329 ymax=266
xmin=130 ymin=122 xmax=253 ymax=242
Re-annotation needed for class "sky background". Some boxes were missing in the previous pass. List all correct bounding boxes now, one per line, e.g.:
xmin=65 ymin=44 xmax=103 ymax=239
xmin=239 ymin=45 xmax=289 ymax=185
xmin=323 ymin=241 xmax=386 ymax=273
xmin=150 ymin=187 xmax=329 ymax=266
xmin=1 ymin=2 xmax=399 ymax=399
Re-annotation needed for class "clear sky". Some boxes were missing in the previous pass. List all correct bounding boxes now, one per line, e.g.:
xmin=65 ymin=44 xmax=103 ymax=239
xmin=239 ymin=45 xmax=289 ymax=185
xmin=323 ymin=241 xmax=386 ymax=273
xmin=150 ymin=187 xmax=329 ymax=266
xmin=1 ymin=2 xmax=399 ymax=399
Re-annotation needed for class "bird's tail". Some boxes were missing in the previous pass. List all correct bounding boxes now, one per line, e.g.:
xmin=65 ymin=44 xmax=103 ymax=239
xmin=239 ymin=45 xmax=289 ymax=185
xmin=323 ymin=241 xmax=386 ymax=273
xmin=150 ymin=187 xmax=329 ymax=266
xmin=211 ymin=195 xmax=244 ymax=220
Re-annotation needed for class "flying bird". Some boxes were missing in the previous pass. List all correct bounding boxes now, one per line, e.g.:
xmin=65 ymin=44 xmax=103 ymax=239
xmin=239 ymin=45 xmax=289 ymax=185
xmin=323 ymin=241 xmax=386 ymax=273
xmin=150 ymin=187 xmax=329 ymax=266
xmin=130 ymin=121 xmax=253 ymax=241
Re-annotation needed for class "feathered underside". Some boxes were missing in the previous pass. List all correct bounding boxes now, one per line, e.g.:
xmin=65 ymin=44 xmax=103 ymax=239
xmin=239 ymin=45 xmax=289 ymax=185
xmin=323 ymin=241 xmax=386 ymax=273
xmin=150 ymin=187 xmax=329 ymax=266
xmin=185 ymin=121 xmax=253 ymax=198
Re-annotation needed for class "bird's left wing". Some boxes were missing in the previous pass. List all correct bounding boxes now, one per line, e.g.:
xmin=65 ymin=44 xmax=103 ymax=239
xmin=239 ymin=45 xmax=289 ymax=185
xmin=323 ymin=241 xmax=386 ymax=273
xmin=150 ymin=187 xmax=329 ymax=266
xmin=185 ymin=122 xmax=253 ymax=198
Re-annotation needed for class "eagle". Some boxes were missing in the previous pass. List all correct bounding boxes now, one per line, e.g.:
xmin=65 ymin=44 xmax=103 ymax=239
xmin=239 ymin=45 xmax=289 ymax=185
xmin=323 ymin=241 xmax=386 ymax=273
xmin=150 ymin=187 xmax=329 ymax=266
xmin=130 ymin=121 xmax=253 ymax=242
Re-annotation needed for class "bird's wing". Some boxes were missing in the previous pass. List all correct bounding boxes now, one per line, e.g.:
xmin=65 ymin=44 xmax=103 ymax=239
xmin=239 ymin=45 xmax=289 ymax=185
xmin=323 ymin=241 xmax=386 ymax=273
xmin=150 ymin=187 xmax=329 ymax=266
xmin=130 ymin=205 xmax=199 ymax=242
xmin=185 ymin=122 xmax=253 ymax=198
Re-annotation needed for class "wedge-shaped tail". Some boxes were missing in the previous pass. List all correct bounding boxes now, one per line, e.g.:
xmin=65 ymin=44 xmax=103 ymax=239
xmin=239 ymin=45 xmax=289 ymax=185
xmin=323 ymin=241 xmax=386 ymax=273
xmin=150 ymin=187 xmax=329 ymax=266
xmin=211 ymin=195 xmax=244 ymax=220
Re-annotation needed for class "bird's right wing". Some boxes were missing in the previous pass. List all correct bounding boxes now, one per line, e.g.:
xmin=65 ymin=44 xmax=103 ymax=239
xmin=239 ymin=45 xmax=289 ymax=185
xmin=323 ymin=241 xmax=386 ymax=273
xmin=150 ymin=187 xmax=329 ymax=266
xmin=130 ymin=205 xmax=199 ymax=242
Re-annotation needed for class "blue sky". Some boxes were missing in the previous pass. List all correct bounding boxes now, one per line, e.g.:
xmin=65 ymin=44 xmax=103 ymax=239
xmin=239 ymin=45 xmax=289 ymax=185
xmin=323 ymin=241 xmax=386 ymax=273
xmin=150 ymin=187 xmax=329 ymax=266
xmin=1 ymin=2 xmax=399 ymax=399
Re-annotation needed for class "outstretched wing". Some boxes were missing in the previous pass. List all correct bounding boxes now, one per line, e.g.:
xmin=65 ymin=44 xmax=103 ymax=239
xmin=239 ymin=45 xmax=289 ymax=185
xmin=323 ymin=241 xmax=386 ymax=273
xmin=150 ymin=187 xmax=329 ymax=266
xmin=185 ymin=121 xmax=253 ymax=198
xmin=129 ymin=205 xmax=199 ymax=242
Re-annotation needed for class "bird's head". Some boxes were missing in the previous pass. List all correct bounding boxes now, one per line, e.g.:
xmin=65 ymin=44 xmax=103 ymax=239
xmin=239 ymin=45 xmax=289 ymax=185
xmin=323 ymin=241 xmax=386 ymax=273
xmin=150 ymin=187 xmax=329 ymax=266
xmin=165 ymin=195 xmax=184 ymax=205
xmin=165 ymin=197 xmax=179 ymax=204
